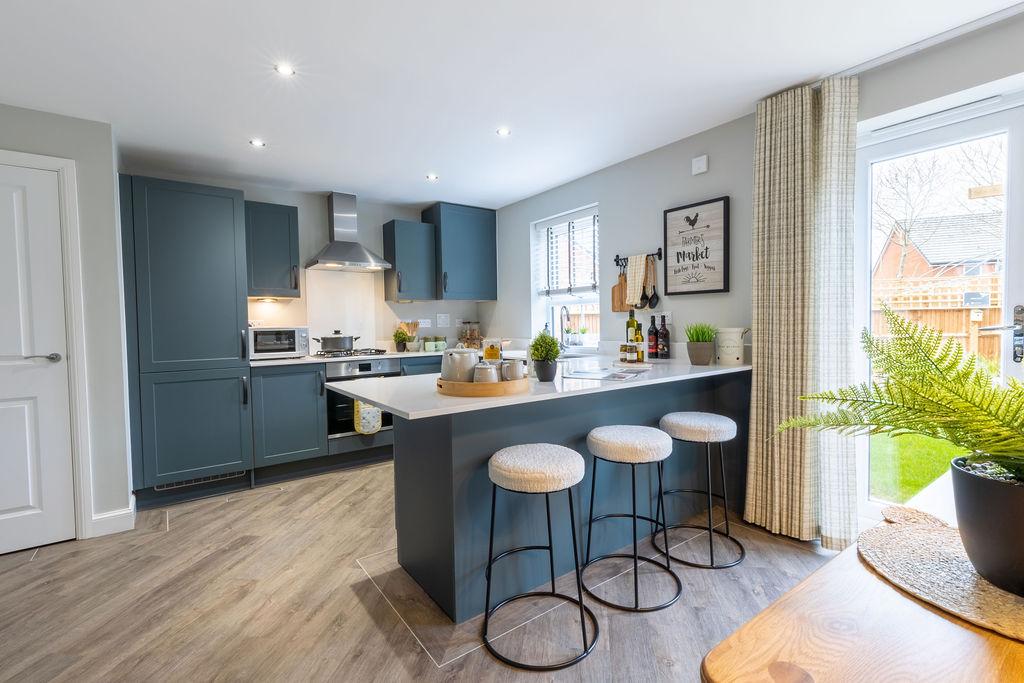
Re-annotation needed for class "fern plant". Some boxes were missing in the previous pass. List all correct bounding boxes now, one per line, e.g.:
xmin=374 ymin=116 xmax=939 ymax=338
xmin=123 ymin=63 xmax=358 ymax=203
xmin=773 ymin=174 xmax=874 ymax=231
xmin=778 ymin=305 xmax=1024 ymax=480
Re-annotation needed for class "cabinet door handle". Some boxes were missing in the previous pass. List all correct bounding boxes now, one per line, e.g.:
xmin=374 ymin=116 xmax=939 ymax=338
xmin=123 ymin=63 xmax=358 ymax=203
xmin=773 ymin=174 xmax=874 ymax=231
xmin=240 ymin=330 xmax=247 ymax=359
xmin=23 ymin=352 xmax=62 ymax=363
xmin=291 ymin=264 xmax=299 ymax=290
xmin=443 ymin=271 xmax=448 ymax=293
xmin=240 ymin=376 xmax=249 ymax=405
xmin=319 ymin=370 xmax=326 ymax=396
xmin=397 ymin=270 xmax=402 ymax=293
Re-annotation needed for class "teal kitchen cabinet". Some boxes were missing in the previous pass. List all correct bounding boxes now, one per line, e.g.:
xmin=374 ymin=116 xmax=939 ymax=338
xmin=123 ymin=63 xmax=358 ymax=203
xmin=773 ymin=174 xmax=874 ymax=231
xmin=131 ymin=176 xmax=249 ymax=372
xmin=246 ymin=201 xmax=300 ymax=298
xmin=251 ymin=364 xmax=328 ymax=467
xmin=421 ymin=202 xmax=497 ymax=300
xmin=139 ymin=368 xmax=253 ymax=487
xmin=383 ymin=220 xmax=435 ymax=301
xmin=400 ymin=356 xmax=442 ymax=375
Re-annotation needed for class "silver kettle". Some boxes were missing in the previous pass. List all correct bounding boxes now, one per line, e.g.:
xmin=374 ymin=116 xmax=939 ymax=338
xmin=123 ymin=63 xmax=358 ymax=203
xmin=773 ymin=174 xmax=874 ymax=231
xmin=440 ymin=345 xmax=480 ymax=382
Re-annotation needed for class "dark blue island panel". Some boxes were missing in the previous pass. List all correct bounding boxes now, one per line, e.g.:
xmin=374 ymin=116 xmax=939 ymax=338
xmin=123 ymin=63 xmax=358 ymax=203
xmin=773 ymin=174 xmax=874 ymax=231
xmin=392 ymin=370 xmax=751 ymax=623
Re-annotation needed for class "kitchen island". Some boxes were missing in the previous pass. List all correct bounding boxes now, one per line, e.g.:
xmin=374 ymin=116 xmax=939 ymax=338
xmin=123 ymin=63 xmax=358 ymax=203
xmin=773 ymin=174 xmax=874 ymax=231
xmin=328 ymin=357 xmax=752 ymax=622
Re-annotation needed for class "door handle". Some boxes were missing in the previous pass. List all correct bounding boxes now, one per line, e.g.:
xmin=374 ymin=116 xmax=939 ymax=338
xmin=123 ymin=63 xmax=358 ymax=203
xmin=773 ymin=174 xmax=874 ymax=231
xmin=23 ymin=352 xmax=62 ymax=363
xmin=240 ymin=376 xmax=249 ymax=405
xmin=319 ymin=370 xmax=326 ymax=396
xmin=982 ymin=305 xmax=1024 ymax=363
xmin=443 ymin=271 xmax=448 ymax=293
xmin=240 ymin=330 xmax=247 ymax=359
xmin=291 ymin=264 xmax=299 ymax=290
xmin=397 ymin=270 xmax=402 ymax=293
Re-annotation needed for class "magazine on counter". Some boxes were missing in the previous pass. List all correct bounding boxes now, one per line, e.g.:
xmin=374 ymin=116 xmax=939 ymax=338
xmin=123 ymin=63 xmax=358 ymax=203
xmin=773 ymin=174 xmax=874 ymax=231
xmin=563 ymin=367 xmax=648 ymax=381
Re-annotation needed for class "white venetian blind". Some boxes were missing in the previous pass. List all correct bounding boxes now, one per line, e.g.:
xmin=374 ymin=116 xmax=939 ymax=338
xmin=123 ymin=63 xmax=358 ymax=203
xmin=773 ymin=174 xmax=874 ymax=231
xmin=534 ymin=207 xmax=599 ymax=297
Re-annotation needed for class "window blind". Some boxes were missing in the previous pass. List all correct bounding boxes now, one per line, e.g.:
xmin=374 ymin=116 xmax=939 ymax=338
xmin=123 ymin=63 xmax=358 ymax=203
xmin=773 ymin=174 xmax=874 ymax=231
xmin=534 ymin=207 xmax=599 ymax=297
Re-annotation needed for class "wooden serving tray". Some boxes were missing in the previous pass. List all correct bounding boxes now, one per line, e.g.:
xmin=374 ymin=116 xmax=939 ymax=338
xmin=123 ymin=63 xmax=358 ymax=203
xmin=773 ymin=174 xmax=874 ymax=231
xmin=436 ymin=377 xmax=529 ymax=397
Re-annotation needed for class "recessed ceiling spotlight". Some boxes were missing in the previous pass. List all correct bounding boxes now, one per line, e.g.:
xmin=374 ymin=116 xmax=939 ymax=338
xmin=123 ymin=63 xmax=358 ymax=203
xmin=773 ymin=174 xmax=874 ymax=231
xmin=426 ymin=173 xmax=440 ymax=182
xmin=249 ymin=138 xmax=267 ymax=149
xmin=274 ymin=63 xmax=296 ymax=77
xmin=496 ymin=126 xmax=512 ymax=137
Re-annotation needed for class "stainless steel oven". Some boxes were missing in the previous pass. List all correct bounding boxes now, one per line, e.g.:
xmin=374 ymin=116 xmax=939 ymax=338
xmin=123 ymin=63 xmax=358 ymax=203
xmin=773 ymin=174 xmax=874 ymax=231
xmin=248 ymin=326 xmax=309 ymax=360
xmin=326 ymin=357 xmax=400 ymax=438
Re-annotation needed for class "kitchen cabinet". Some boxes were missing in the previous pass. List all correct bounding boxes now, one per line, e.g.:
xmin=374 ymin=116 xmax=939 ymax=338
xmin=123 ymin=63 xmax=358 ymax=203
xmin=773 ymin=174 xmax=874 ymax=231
xmin=401 ymin=356 xmax=442 ymax=375
xmin=252 ymin=364 xmax=328 ymax=467
xmin=139 ymin=368 xmax=253 ymax=487
xmin=421 ymin=202 xmax=497 ymax=301
xmin=383 ymin=220 xmax=435 ymax=301
xmin=130 ymin=176 xmax=248 ymax=372
xmin=246 ymin=201 xmax=300 ymax=298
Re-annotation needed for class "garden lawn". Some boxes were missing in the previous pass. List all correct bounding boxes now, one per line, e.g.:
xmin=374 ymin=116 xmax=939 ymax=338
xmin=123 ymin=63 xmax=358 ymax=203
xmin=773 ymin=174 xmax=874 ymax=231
xmin=869 ymin=433 xmax=961 ymax=503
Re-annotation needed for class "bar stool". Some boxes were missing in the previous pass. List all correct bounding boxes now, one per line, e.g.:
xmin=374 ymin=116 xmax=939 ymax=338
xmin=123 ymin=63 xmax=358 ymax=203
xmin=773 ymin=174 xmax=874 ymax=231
xmin=582 ymin=425 xmax=682 ymax=612
xmin=654 ymin=412 xmax=745 ymax=569
xmin=483 ymin=443 xmax=599 ymax=671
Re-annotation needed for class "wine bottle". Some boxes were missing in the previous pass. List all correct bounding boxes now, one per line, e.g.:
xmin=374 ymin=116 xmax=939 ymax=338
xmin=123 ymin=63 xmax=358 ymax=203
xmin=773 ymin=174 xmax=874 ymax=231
xmin=648 ymin=315 xmax=658 ymax=359
xmin=626 ymin=309 xmax=639 ymax=343
xmin=658 ymin=315 xmax=670 ymax=359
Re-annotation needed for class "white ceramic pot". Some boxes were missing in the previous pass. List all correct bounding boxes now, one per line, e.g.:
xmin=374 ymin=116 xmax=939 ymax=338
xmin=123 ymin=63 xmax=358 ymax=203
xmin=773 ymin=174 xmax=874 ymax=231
xmin=716 ymin=327 xmax=749 ymax=366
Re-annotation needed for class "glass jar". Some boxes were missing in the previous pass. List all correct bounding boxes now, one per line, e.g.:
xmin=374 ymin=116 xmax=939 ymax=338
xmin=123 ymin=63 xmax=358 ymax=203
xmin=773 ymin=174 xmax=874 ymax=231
xmin=625 ymin=343 xmax=638 ymax=363
xmin=619 ymin=344 xmax=629 ymax=363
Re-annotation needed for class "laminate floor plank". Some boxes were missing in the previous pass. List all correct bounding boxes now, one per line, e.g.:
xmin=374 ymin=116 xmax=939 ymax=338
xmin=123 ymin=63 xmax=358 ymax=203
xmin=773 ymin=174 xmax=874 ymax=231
xmin=0 ymin=462 xmax=828 ymax=682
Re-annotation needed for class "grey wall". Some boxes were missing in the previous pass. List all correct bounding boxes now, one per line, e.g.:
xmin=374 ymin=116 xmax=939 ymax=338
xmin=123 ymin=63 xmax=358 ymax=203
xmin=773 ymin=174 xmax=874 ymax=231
xmin=483 ymin=13 xmax=1024 ymax=344
xmin=0 ymin=102 xmax=130 ymax=517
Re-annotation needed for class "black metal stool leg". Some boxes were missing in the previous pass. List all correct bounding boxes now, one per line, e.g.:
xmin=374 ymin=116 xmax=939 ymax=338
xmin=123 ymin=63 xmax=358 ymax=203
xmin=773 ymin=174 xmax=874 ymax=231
xmin=567 ymin=488 xmax=589 ymax=651
xmin=585 ymin=455 xmax=598 ymax=564
xmin=705 ymin=443 xmax=715 ymax=567
xmin=482 ymin=484 xmax=498 ymax=640
xmin=631 ymin=463 xmax=639 ymax=609
xmin=719 ymin=443 xmax=731 ymax=537
xmin=545 ymin=493 xmax=556 ymax=594
xmin=657 ymin=461 xmax=671 ymax=571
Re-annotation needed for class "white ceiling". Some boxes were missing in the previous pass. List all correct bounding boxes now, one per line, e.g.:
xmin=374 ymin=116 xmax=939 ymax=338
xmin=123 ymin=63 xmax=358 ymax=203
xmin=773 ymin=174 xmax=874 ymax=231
xmin=1 ymin=1 xmax=1020 ymax=208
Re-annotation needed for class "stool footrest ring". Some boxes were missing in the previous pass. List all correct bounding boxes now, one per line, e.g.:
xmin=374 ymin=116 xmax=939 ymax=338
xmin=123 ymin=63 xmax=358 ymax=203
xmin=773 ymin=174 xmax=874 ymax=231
xmin=580 ymin=553 xmax=682 ymax=612
xmin=483 ymin=591 xmax=600 ymax=671
xmin=651 ymin=523 xmax=746 ymax=569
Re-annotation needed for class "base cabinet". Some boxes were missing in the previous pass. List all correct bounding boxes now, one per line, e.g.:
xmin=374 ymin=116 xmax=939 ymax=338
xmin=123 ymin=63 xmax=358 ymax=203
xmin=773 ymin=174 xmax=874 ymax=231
xmin=140 ymin=368 xmax=253 ymax=487
xmin=252 ymin=364 xmax=328 ymax=467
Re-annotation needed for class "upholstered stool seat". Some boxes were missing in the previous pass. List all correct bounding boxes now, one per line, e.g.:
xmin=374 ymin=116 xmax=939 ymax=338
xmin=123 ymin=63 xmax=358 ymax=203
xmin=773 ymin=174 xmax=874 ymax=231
xmin=659 ymin=411 xmax=737 ymax=443
xmin=488 ymin=443 xmax=585 ymax=494
xmin=482 ymin=443 xmax=597 ymax=670
xmin=582 ymin=425 xmax=682 ymax=612
xmin=586 ymin=425 xmax=673 ymax=464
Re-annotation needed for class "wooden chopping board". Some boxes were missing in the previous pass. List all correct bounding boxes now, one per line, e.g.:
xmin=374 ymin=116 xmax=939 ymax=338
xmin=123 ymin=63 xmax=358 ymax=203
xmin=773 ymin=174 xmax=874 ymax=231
xmin=611 ymin=272 xmax=629 ymax=312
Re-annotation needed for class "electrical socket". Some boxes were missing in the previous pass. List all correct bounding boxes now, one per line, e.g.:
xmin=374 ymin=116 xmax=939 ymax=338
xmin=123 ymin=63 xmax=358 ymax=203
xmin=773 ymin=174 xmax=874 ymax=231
xmin=418 ymin=318 xmax=432 ymax=329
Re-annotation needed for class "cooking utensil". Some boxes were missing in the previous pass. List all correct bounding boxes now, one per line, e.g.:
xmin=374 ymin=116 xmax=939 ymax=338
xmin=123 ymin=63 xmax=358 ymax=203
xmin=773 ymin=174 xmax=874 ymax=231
xmin=611 ymin=263 xmax=629 ymax=312
xmin=636 ymin=256 xmax=651 ymax=309
xmin=313 ymin=330 xmax=360 ymax=352
xmin=648 ymin=256 xmax=660 ymax=309
xmin=440 ymin=345 xmax=481 ymax=382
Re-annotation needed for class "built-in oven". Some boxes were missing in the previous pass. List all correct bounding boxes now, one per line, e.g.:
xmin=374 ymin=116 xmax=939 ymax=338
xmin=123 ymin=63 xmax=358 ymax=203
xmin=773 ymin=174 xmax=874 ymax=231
xmin=326 ymin=357 xmax=400 ymax=438
xmin=248 ymin=326 xmax=309 ymax=360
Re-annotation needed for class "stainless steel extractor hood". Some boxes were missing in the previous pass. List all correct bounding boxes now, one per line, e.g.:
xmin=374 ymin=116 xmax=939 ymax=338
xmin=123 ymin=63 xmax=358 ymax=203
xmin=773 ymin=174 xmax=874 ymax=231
xmin=304 ymin=192 xmax=392 ymax=272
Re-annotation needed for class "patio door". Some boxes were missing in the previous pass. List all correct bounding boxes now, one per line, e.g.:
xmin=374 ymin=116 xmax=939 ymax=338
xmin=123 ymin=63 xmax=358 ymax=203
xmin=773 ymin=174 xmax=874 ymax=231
xmin=855 ymin=100 xmax=1024 ymax=517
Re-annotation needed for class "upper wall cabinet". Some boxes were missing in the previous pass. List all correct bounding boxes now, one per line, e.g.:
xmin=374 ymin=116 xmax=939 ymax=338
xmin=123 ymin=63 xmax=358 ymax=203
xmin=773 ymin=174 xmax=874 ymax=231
xmin=421 ymin=202 xmax=497 ymax=301
xmin=130 ymin=176 xmax=249 ymax=372
xmin=383 ymin=219 xmax=436 ymax=301
xmin=245 ymin=201 xmax=300 ymax=298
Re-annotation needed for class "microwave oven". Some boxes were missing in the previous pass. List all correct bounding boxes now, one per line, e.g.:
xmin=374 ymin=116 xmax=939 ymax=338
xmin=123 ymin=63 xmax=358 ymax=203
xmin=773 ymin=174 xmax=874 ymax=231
xmin=248 ymin=326 xmax=309 ymax=360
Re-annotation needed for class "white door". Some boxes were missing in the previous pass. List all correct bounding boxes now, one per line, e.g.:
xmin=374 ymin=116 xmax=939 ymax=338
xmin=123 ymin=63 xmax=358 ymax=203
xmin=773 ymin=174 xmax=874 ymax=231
xmin=0 ymin=162 xmax=76 ymax=554
xmin=855 ymin=101 xmax=1024 ymax=517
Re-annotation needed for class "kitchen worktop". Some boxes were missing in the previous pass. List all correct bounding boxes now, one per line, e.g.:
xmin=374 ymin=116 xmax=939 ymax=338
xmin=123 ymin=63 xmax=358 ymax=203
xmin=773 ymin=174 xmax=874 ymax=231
xmin=327 ymin=355 xmax=752 ymax=419
xmin=249 ymin=351 xmax=443 ymax=367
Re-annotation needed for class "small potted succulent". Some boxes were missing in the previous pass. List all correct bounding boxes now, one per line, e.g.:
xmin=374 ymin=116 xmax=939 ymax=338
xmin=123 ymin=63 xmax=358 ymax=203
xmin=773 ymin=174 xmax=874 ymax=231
xmin=685 ymin=323 xmax=717 ymax=365
xmin=393 ymin=328 xmax=410 ymax=352
xmin=780 ymin=306 xmax=1024 ymax=597
xmin=529 ymin=330 xmax=560 ymax=382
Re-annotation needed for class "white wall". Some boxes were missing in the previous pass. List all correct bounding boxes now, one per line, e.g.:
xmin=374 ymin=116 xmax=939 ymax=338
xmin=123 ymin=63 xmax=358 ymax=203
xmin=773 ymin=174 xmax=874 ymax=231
xmin=483 ymin=13 xmax=1024 ymax=346
xmin=118 ymin=168 xmax=481 ymax=348
xmin=0 ymin=103 xmax=131 ymax=521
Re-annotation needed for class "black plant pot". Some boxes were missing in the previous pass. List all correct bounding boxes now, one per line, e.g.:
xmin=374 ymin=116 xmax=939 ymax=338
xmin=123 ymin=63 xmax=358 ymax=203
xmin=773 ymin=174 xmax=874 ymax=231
xmin=534 ymin=359 xmax=558 ymax=382
xmin=950 ymin=456 xmax=1024 ymax=597
xmin=396 ymin=341 xmax=407 ymax=352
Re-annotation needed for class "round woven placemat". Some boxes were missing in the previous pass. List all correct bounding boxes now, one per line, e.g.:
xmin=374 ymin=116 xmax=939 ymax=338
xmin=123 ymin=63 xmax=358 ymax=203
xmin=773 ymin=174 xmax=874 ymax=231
xmin=857 ymin=506 xmax=1024 ymax=642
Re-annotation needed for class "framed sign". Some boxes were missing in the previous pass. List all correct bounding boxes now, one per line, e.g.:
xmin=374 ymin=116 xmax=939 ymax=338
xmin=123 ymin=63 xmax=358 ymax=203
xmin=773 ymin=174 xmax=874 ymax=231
xmin=663 ymin=196 xmax=729 ymax=295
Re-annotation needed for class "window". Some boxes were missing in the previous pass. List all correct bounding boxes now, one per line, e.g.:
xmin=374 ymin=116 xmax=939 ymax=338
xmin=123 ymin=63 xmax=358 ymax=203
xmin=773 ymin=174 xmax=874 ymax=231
xmin=533 ymin=206 xmax=599 ymax=346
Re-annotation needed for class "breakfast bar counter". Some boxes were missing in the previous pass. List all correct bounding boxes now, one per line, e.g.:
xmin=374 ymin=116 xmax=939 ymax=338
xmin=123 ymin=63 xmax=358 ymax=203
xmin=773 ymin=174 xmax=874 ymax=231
xmin=328 ymin=357 xmax=752 ymax=622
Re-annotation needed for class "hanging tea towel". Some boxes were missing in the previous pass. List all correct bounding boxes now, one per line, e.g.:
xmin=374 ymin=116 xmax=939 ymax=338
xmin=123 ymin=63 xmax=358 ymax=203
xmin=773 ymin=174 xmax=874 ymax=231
xmin=354 ymin=400 xmax=382 ymax=434
xmin=625 ymin=254 xmax=646 ymax=306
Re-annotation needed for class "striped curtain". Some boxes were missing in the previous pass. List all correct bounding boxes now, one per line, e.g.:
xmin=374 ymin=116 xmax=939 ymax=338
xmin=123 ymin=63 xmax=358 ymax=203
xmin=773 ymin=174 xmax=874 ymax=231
xmin=745 ymin=77 xmax=859 ymax=550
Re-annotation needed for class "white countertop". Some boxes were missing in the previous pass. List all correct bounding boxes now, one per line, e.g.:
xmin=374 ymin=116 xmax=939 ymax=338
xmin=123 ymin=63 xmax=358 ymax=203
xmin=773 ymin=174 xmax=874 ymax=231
xmin=250 ymin=351 xmax=443 ymax=367
xmin=326 ymin=355 xmax=751 ymax=419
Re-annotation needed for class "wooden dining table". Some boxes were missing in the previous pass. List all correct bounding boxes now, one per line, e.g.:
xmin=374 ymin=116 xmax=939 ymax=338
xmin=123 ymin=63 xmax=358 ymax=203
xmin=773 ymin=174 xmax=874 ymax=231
xmin=701 ymin=541 xmax=1024 ymax=682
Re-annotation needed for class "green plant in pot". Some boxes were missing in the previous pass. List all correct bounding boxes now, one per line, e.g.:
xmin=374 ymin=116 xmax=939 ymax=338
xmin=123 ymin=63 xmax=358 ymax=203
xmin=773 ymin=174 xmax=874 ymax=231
xmin=529 ymin=331 xmax=560 ymax=382
xmin=779 ymin=306 xmax=1024 ymax=596
xmin=393 ymin=328 xmax=410 ymax=352
xmin=685 ymin=323 xmax=717 ymax=365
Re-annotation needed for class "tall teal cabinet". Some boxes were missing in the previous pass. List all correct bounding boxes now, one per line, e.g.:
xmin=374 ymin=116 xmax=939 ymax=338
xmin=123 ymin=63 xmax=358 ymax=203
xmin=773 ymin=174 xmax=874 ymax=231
xmin=421 ymin=203 xmax=497 ymax=300
xmin=122 ymin=175 xmax=253 ymax=489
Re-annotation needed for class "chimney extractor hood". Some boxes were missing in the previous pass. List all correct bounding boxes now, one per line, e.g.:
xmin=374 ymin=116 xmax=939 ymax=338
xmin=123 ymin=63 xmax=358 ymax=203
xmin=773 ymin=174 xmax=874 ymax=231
xmin=305 ymin=192 xmax=392 ymax=272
